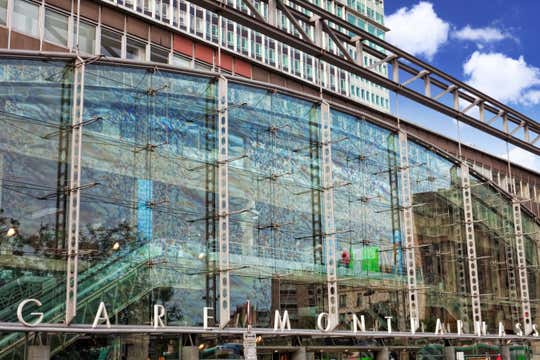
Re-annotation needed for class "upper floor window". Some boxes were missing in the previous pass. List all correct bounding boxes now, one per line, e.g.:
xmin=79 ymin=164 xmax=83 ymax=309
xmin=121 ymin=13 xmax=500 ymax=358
xmin=101 ymin=28 xmax=122 ymax=58
xmin=44 ymin=9 xmax=69 ymax=47
xmin=12 ymin=0 xmax=39 ymax=37
xmin=0 ymin=0 xmax=7 ymax=26
xmin=76 ymin=21 xmax=96 ymax=54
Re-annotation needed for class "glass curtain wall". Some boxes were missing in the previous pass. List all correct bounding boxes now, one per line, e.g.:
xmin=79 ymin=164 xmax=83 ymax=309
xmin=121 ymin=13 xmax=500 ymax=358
xmin=227 ymin=83 xmax=323 ymax=329
xmin=0 ymin=59 xmax=73 ymax=357
xmin=331 ymin=110 xmax=406 ymax=332
xmin=0 ymin=58 xmax=539 ymax=358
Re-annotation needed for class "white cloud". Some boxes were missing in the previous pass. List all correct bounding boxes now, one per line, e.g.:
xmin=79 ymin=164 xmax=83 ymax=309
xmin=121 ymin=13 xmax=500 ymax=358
xmin=385 ymin=2 xmax=449 ymax=60
xmin=452 ymin=25 xmax=510 ymax=43
xmin=463 ymin=51 xmax=540 ymax=105
xmin=500 ymin=147 xmax=540 ymax=172
xmin=522 ymin=90 xmax=540 ymax=106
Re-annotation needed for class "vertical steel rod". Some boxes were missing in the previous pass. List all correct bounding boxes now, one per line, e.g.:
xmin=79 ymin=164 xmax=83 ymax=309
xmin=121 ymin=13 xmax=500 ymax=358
xmin=217 ymin=76 xmax=230 ymax=328
xmin=320 ymin=101 xmax=338 ymax=328
xmin=460 ymin=163 xmax=482 ymax=331
xmin=397 ymin=132 xmax=419 ymax=326
xmin=65 ymin=57 xmax=85 ymax=324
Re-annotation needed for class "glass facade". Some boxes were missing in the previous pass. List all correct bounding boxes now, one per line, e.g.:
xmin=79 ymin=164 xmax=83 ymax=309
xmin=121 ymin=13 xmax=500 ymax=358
xmin=0 ymin=57 xmax=539 ymax=359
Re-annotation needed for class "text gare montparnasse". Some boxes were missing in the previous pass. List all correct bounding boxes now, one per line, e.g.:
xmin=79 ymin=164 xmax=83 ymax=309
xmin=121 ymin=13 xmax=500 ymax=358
xmin=15 ymin=299 xmax=540 ymax=337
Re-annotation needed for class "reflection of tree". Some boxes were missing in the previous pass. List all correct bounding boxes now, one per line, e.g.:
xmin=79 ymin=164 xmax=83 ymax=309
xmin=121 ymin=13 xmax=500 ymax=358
xmin=79 ymin=220 xmax=138 ymax=257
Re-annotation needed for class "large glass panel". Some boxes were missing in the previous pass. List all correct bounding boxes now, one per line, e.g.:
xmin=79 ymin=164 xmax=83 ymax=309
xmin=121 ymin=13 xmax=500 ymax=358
xmin=408 ymin=142 xmax=470 ymax=332
xmin=12 ymin=0 xmax=39 ymax=37
xmin=75 ymin=64 xmax=216 ymax=332
xmin=227 ymin=83 xmax=323 ymax=327
xmin=470 ymin=174 xmax=519 ymax=332
xmin=0 ymin=59 xmax=72 ymax=354
xmin=44 ymin=9 xmax=69 ymax=47
xmin=332 ymin=110 xmax=407 ymax=331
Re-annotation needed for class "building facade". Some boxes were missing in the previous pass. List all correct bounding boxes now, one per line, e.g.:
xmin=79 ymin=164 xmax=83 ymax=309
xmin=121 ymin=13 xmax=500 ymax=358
xmin=0 ymin=0 xmax=539 ymax=359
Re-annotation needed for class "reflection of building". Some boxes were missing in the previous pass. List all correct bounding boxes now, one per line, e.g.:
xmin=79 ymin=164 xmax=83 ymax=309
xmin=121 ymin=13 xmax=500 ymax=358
xmin=0 ymin=0 xmax=540 ymax=359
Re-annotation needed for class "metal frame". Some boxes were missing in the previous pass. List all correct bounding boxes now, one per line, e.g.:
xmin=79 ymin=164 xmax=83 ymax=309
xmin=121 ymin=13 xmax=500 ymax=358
xmin=65 ymin=57 xmax=85 ymax=324
xmin=1 ymin=322 xmax=539 ymax=341
xmin=450 ymin=183 xmax=470 ymax=330
xmin=184 ymin=0 xmax=540 ymax=155
xmin=0 ymin=52 xmax=538 ymax=347
xmin=512 ymin=200 xmax=533 ymax=334
xmin=217 ymin=76 xmax=230 ymax=328
xmin=503 ymin=205 xmax=520 ymax=326
xmin=460 ymin=163 xmax=482 ymax=330
xmin=397 ymin=132 xmax=419 ymax=324
xmin=320 ymin=101 xmax=338 ymax=328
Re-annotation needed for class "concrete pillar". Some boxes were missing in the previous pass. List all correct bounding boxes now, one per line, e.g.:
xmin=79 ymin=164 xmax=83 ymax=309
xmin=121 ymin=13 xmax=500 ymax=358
xmin=376 ymin=347 xmax=389 ymax=360
xmin=125 ymin=335 xmax=149 ymax=360
xmin=501 ymin=346 xmax=511 ymax=360
xmin=531 ymin=342 xmax=540 ymax=360
xmin=444 ymin=346 xmax=456 ymax=360
xmin=180 ymin=346 xmax=199 ymax=360
xmin=27 ymin=345 xmax=50 ymax=360
xmin=292 ymin=347 xmax=307 ymax=360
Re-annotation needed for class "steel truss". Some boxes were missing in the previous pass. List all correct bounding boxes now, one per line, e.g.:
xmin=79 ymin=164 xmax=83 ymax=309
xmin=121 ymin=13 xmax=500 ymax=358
xmin=186 ymin=0 xmax=540 ymax=155
xmin=320 ymin=101 xmax=338 ymax=328
xmin=460 ymin=164 xmax=482 ymax=330
xmin=450 ymin=182 xmax=470 ymax=331
xmin=217 ymin=76 xmax=231 ymax=328
xmin=503 ymin=205 xmax=521 ymax=326
xmin=65 ymin=57 xmax=85 ymax=324
xmin=397 ymin=132 xmax=420 ymax=325
xmin=512 ymin=200 xmax=533 ymax=334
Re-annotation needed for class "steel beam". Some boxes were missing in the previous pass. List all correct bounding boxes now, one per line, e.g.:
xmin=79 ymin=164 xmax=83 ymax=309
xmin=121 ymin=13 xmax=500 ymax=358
xmin=275 ymin=0 xmax=313 ymax=45
xmin=397 ymin=132 xmax=420 ymax=325
xmin=284 ymin=0 xmax=540 ymax=137
xmin=185 ymin=0 xmax=540 ymax=155
xmin=450 ymin=183 xmax=469 ymax=331
xmin=320 ymin=101 xmax=338 ymax=328
xmin=512 ymin=200 xmax=533 ymax=334
xmin=503 ymin=205 xmax=520 ymax=326
xmin=460 ymin=163 xmax=482 ymax=332
xmin=65 ymin=57 xmax=85 ymax=324
xmin=217 ymin=76 xmax=230 ymax=328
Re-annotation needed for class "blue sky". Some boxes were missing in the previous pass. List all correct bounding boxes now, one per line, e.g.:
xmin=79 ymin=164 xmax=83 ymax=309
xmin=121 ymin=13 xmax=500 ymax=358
xmin=382 ymin=1 xmax=540 ymax=171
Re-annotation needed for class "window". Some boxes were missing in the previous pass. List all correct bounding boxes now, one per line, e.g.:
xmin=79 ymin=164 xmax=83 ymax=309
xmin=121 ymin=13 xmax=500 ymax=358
xmin=171 ymin=53 xmax=192 ymax=68
xmin=339 ymin=294 xmax=347 ymax=307
xmin=0 ymin=0 xmax=7 ymax=26
xmin=356 ymin=293 xmax=362 ymax=307
xmin=126 ymin=37 xmax=146 ymax=61
xmin=101 ymin=29 xmax=122 ymax=58
xmin=12 ymin=0 xmax=39 ymax=37
xmin=150 ymin=46 xmax=169 ymax=63
xmin=76 ymin=21 xmax=96 ymax=54
xmin=44 ymin=9 xmax=69 ymax=47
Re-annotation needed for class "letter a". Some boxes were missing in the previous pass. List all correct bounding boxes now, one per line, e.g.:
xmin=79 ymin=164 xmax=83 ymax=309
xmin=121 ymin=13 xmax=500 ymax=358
xmin=92 ymin=302 xmax=111 ymax=328
xmin=435 ymin=318 xmax=444 ymax=335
